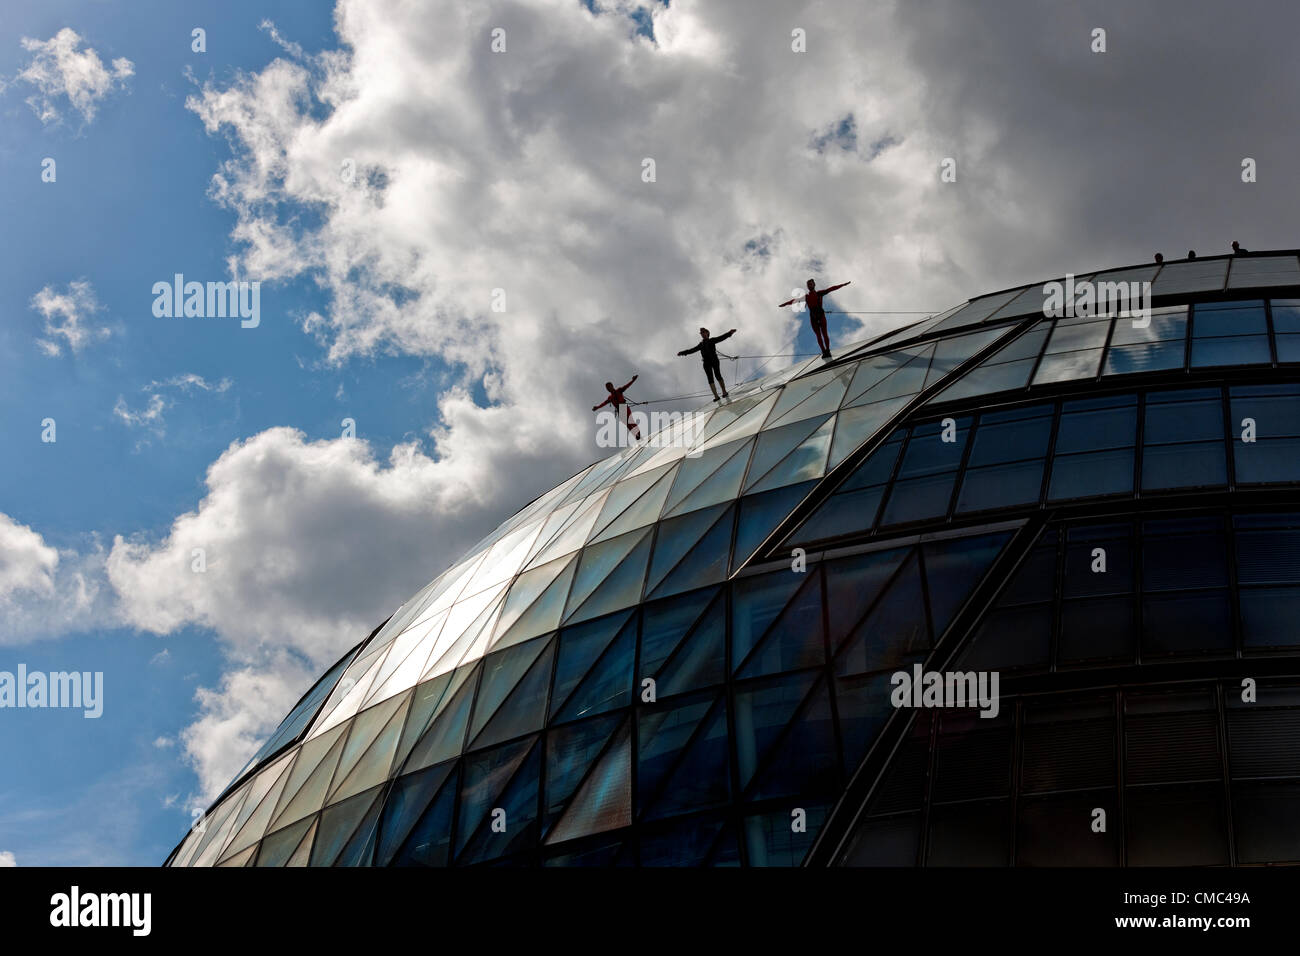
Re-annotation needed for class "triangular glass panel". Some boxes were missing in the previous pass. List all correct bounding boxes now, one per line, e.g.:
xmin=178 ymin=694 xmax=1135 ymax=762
xmin=456 ymin=737 xmax=536 ymax=856
xmin=652 ymin=591 xmax=726 ymax=697
xmin=310 ymin=787 xmax=382 ymax=866
xmin=469 ymin=636 xmax=550 ymax=745
xmin=391 ymin=764 xmax=459 ymax=867
xmin=216 ymin=844 xmax=257 ymax=867
xmin=552 ymin=613 xmax=636 ymax=722
xmin=646 ymin=504 xmax=735 ymax=601
xmin=734 ymin=670 xmax=819 ymax=789
xmin=748 ymin=676 xmax=838 ymax=802
xmin=827 ymin=396 xmax=910 ymax=470
xmin=470 ymin=636 xmax=556 ymax=750
xmin=527 ymin=490 xmax=611 ymax=567
xmin=219 ymin=751 xmax=296 ymax=860
xmin=661 ymin=437 xmax=751 ymax=515
xmin=492 ymin=556 xmax=577 ymax=652
xmin=562 ymin=528 xmax=650 ymax=620
xmin=742 ymin=415 xmax=829 ymax=493
xmin=745 ymin=415 xmax=835 ymax=495
xmin=835 ymin=551 xmax=928 ymax=676
xmin=842 ymin=350 xmax=922 ymax=406
xmin=545 ymin=718 xmax=632 ymax=844
xmin=283 ymin=818 xmax=318 ymax=867
xmin=637 ymin=695 xmax=715 ymax=810
xmin=489 ymin=553 xmax=577 ymax=650
xmin=922 ymin=531 xmax=1012 ymax=637
xmin=589 ymin=465 xmax=678 ymax=544
xmin=766 ymin=366 xmax=854 ymax=429
xmin=563 ymin=530 xmax=654 ymax=625
xmin=328 ymin=692 xmax=409 ymax=802
xmin=335 ymin=786 xmax=385 ymax=866
xmin=641 ymin=697 xmax=730 ymax=821
xmin=662 ymin=438 xmax=754 ymax=518
xmin=644 ymin=502 xmax=728 ymax=596
xmin=692 ymin=392 xmax=779 ymax=452
xmin=363 ymin=613 xmax=445 ymax=708
xmin=376 ymin=763 xmax=455 ymax=865
xmin=402 ymin=663 xmax=479 ymax=773
xmin=586 ymin=464 xmax=675 ymax=544
xmin=639 ymin=587 xmax=719 ymax=677
xmin=256 ymin=816 xmax=315 ymax=867
xmin=459 ymin=741 xmax=542 ymax=864
xmin=824 ymin=544 xmax=912 ymax=647
xmin=731 ymin=572 xmax=807 ymax=673
xmin=923 ymin=326 xmax=1008 ymax=388
xmin=269 ymin=725 xmax=348 ymax=831
xmin=329 ymin=693 xmax=412 ymax=804
xmin=766 ymin=367 xmax=840 ymax=423
xmin=544 ymin=713 xmax=624 ymax=834
xmin=845 ymin=345 xmax=935 ymax=407
xmin=731 ymin=481 xmax=816 ymax=571
xmin=736 ymin=572 xmax=824 ymax=678
xmin=549 ymin=611 xmax=633 ymax=721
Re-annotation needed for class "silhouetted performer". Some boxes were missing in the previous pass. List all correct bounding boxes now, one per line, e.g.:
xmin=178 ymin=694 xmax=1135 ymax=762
xmin=1232 ymin=240 xmax=1249 ymax=254
xmin=1188 ymin=250 xmax=1197 ymax=260
xmin=592 ymin=374 xmax=641 ymax=439
xmin=1154 ymin=252 xmax=1164 ymax=263
xmin=678 ymin=328 xmax=735 ymax=401
xmin=779 ymin=279 xmax=851 ymax=359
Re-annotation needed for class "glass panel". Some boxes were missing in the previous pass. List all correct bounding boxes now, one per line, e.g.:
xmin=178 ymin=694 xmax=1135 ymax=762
xmin=1227 ymin=255 xmax=1300 ymax=288
xmin=551 ymin=615 xmax=635 ymax=722
xmin=562 ymin=530 xmax=653 ymax=625
xmin=731 ymin=481 xmax=815 ymax=570
xmin=734 ymin=672 xmax=818 ymax=789
xmin=545 ymin=720 xmax=632 ymax=844
xmin=549 ymin=611 xmax=631 ymax=720
xmin=471 ymin=638 xmax=555 ymax=750
xmin=544 ymin=713 xmax=622 ymax=832
xmin=1149 ymin=258 xmax=1228 ymax=296
xmin=646 ymin=505 xmax=735 ymax=601
xmin=1230 ymin=384 xmax=1300 ymax=483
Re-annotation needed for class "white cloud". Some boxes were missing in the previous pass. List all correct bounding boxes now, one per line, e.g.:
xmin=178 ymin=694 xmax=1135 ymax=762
xmin=30 ymin=279 xmax=109 ymax=356
xmin=113 ymin=375 xmax=235 ymax=443
xmin=152 ymin=736 xmax=175 ymax=750
xmin=112 ymin=393 xmax=167 ymax=429
xmin=0 ymin=851 xmax=16 ymax=867
xmin=16 ymin=28 xmax=133 ymax=125
xmin=104 ymin=425 xmax=518 ymax=799
xmin=0 ymin=513 xmax=111 ymax=644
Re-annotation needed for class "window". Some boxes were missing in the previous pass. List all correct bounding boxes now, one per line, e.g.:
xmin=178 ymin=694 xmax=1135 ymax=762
xmin=1048 ymin=395 xmax=1137 ymax=501
xmin=1230 ymin=384 xmax=1300 ymax=484
xmin=879 ymin=417 xmax=972 ymax=526
xmin=955 ymin=405 xmax=1051 ymax=513
xmin=1141 ymin=388 xmax=1227 ymax=491
xmin=1191 ymin=300 xmax=1270 ymax=368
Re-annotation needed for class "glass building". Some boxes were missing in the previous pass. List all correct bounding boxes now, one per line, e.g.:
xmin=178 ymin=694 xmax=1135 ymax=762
xmin=167 ymin=251 xmax=1300 ymax=867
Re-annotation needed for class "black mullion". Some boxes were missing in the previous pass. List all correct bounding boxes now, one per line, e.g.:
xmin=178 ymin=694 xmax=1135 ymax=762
xmin=945 ymin=411 xmax=980 ymax=521
xmin=1038 ymin=400 xmax=1063 ymax=506
xmin=1266 ymin=298 xmax=1279 ymax=366
xmin=1222 ymin=383 xmax=1238 ymax=492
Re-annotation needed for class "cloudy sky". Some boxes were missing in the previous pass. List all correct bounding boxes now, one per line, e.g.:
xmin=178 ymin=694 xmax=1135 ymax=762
xmin=1 ymin=0 xmax=1297 ymax=865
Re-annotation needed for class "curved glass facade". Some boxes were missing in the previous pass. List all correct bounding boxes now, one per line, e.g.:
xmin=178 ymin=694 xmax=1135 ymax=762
xmin=167 ymin=251 xmax=1300 ymax=867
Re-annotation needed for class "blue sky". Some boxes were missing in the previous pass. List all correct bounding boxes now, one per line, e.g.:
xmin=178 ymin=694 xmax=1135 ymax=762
xmin=0 ymin=1 xmax=440 ymax=865
xmin=2 ymin=0 xmax=1297 ymax=866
